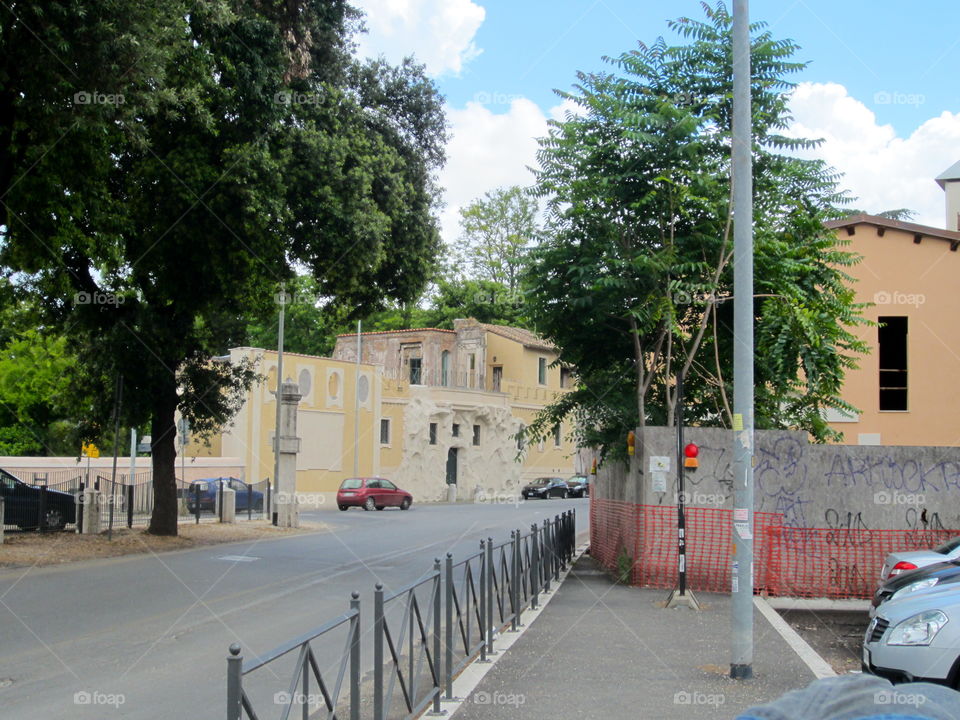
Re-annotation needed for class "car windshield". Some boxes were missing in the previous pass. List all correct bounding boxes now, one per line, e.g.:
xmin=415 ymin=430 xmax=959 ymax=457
xmin=0 ymin=467 xmax=21 ymax=490
xmin=934 ymin=536 xmax=960 ymax=554
xmin=530 ymin=479 xmax=550 ymax=486
xmin=340 ymin=478 xmax=363 ymax=490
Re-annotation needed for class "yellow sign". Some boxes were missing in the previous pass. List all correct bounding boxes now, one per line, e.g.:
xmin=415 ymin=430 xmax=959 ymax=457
xmin=732 ymin=413 xmax=744 ymax=431
xmin=82 ymin=442 xmax=100 ymax=458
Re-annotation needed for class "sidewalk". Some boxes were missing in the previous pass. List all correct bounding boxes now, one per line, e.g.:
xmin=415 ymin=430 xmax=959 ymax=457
xmin=450 ymin=553 xmax=817 ymax=720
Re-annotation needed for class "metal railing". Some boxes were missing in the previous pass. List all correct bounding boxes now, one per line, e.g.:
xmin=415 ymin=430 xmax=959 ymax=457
xmin=226 ymin=509 xmax=577 ymax=719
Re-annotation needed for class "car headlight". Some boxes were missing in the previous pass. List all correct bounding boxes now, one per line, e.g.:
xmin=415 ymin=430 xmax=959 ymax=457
xmin=891 ymin=577 xmax=939 ymax=601
xmin=887 ymin=610 xmax=949 ymax=646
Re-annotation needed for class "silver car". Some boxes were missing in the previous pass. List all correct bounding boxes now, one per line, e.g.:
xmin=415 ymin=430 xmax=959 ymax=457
xmin=863 ymin=583 xmax=960 ymax=686
xmin=879 ymin=536 xmax=960 ymax=580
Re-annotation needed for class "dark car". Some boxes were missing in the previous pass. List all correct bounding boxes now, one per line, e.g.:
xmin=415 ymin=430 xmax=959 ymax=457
xmin=337 ymin=477 xmax=413 ymax=511
xmin=0 ymin=467 xmax=76 ymax=530
xmin=567 ymin=475 xmax=590 ymax=498
xmin=521 ymin=477 xmax=569 ymax=500
xmin=186 ymin=477 xmax=263 ymax=513
xmin=871 ymin=559 xmax=960 ymax=616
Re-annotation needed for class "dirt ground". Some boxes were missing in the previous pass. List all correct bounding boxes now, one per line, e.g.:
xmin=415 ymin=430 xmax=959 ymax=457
xmin=0 ymin=520 xmax=327 ymax=568
xmin=780 ymin=609 xmax=871 ymax=674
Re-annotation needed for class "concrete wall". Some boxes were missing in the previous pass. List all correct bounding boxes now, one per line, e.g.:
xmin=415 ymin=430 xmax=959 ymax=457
xmin=0 ymin=456 xmax=244 ymax=483
xmin=595 ymin=426 xmax=960 ymax=531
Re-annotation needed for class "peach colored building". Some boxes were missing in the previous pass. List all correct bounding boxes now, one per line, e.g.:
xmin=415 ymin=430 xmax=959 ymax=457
xmin=824 ymin=161 xmax=960 ymax=445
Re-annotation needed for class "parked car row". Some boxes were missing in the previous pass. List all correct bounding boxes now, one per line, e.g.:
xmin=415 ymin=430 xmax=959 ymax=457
xmin=863 ymin=536 xmax=960 ymax=689
xmin=0 ymin=468 xmax=77 ymax=530
xmin=521 ymin=475 xmax=590 ymax=500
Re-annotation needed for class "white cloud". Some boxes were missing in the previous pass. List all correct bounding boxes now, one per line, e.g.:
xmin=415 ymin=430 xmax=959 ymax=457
xmin=439 ymin=98 xmax=572 ymax=244
xmin=786 ymin=82 xmax=960 ymax=228
xmin=353 ymin=0 xmax=485 ymax=76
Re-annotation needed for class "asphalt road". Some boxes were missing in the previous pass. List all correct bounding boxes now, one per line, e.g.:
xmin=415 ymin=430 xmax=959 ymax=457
xmin=0 ymin=498 xmax=588 ymax=719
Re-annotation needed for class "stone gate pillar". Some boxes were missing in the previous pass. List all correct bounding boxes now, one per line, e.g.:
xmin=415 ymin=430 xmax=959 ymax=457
xmin=275 ymin=379 xmax=302 ymax=528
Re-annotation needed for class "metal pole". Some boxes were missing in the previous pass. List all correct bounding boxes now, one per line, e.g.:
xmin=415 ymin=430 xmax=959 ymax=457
xmin=542 ymin=519 xmax=551 ymax=593
xmin=731 ymin=0 xmax=755 ymax=681
xmin=129 ymin=428 xmax=136 ymax=486
xmin=273 ymin=282 xmax=286 ymax=526
xmin=478 ymin=540 xmax=487 ymax=662
xmin=432 ymin=558 xmax=442 ymax=714
xmin=531 ymin=523 xmax=540 ymax=608
xmin=227 ymin=644 xmax=242 ymax=720
xmin=486 ymin=537 xmax=494 ymax=655
xmin=374 ymin=583 xmax=384 ymax=720
xmin=109 ymin=375 xmax=123 ymax=540
xmin=677 ymin=371 xmax=687 ymax=596
xmin=510 ymin=531 xmax=518 ymax=631
xmin=445 ymin=553 xmax=454 ymax=699
xmin=353 ymin=320 xmax=361 ymax=476
xmin=350 ymin=591 xmax=360 ymax=720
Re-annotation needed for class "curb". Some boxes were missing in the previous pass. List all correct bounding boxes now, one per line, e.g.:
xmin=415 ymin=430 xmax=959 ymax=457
xmin=439 ymin=541 xmax=590 ymax=718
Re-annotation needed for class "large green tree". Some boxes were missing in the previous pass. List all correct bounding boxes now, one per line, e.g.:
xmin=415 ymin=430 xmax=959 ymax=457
xmin=1 ymin=2 xmax=446 ymax=534
xmin=523 ymin=2 xmax=868 ymax=454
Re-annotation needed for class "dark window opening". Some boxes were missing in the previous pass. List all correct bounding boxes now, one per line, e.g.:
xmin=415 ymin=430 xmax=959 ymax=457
xmin=553 ymin=424 xmax=562 ymax=447
xmin=472 ymin=424 xmax=481 ymax=446
xmin=538 ymin=357 xmax=547 ymax=385
xmin=560 ymin=367 xmax=572 ymax=388
xmin=409 ymin=357 xmax=422 ymax=385
xmin=429 ymin=422 xmax=438 ymax=445
xmin=879 ymin=316 xmax=908 ymax=411
xmin=380 ymin=418 xmax=390 ymax=445
xmin=452 ymin=423 xmax=460 ymax=437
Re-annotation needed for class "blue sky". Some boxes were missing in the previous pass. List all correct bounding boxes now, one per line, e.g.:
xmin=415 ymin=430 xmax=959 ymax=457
xmin=354 ymin=0 xmax=960 ymax=240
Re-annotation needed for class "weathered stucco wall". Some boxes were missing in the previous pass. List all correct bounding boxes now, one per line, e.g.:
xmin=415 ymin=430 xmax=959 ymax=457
xmin=595 ymin=427 xmax=960 ymax=531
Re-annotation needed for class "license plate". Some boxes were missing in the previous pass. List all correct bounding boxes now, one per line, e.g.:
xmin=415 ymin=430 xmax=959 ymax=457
xmin=862 ymin=646 xmax=870 ymax=668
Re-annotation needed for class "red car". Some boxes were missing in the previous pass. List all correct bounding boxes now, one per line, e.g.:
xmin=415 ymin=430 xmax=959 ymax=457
xmin=337 ymin=477 xmax=413 ymax=511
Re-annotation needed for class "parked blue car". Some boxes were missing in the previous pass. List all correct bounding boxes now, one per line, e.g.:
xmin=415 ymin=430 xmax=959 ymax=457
xmin=186 ymin=477 xmax=263 ymax=513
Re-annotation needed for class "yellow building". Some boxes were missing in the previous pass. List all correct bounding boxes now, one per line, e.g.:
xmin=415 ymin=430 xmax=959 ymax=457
xmin=824 ymin=160 xmax=960 ymax=445
xmin=197 ymin=319 xmax=577 ymax=505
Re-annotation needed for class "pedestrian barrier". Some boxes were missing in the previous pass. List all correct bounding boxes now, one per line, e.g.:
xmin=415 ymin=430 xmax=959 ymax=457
xmin=226 ymin=509 xmax=577 ymax=720
xmin=590 ymin=496 xmax=960 ymax=599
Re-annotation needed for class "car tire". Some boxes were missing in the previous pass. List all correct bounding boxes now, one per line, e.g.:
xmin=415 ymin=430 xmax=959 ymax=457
xmin=400 ymin=498 xmax=411 ymax=510
xmin=363 ymin=497 xmax=376 ymax=512
xmin=338 ymin=504 xmax=349 ymax=511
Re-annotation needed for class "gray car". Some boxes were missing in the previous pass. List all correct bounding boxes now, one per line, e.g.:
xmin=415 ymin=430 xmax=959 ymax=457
xmin=879 ymin=536 xmax=960 ymax=580
xmin=863 ymin=583 xmax=960 ymax=687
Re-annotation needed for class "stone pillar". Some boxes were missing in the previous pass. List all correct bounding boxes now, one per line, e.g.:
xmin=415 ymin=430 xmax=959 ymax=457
xmin=275 ymin=379 xmax=302 ymax=528
xmin=81 ymin=487 xmax=102 ymax=534
xmin=221 ymin=488 xmax=236 ymax=524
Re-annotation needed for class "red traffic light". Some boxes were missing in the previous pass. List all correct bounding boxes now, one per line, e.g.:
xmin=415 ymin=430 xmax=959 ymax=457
xmin=684 ymin=443 xmax=699 ymax=459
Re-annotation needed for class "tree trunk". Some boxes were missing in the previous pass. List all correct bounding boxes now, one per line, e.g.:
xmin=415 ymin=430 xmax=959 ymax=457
xmin=148 ymin=372 xmax=180 ymax=536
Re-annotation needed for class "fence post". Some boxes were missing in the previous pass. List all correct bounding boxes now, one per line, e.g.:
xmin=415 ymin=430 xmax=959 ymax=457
xmin=219 ymin=478 xmax=224 ymax=523
xmin=486 ymin=536 xmax=494 ymax=655
xmin=38 ymin=482 xmax=48 ymax=533
xmin=510 ymin=530 xmax=519 ymax=631
xmin=542 ymin=519 xmax=551 ymax=593
xmin=227 ymin=644 xmax=242 ymax=720
xmin=444 ymin=553 xmax=454 ymax=699
xmin=107 ymin=478 xmax=116 ymax=540
xmin=302 ymin=636 xmax=309 ymax=720
xmin=531 ymin=523 xmax=539 ymax=609
xmin=374 ymin=583 xmax=384 ymax=720
xmin=247 ymin=484 xmax=252 ymax=522
xmin=350 ymin=591 xmax=360 ymax=720
xmin=194 ymin=483 xmax=201 ymax=524
xmin=478 ymin=540 xmax=487 ymax=662
xmin=432 ymin=557 xmax=442 ymax=715
xmin=126 ymin=484 xmax=134 ymax=528
xmin=555 ymin=515 xmax=564 ymax=572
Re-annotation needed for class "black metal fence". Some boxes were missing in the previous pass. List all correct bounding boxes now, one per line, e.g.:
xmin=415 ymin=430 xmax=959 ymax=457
xmin=226 ymin=509 xmax=577 ymax=720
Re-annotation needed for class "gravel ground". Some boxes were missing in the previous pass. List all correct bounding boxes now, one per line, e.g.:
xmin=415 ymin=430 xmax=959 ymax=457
xmin=0 ymin=520 xmax=327 ymax=568
xmin=780 ymin=609 xmax=871 ymax=674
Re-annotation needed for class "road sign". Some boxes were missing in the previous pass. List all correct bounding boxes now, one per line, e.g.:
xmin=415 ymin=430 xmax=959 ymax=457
xmin=82 ymin=442 xmax=100 ymax=458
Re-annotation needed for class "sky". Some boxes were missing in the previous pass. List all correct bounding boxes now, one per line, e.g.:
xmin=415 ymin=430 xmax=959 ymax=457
xmin=352 ymin=0 xmax=960 ymax=243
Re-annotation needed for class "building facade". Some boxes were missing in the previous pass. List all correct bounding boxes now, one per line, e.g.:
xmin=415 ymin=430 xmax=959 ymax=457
xmin=824 ymin=161 xmax=960 ymax=445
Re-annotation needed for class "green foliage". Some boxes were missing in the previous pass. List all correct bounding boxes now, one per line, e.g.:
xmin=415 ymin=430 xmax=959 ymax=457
xmin=0 ymin=1 xmax=446 ymax=533
xmin=523 ymin=1 xmax=868 ymax=450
